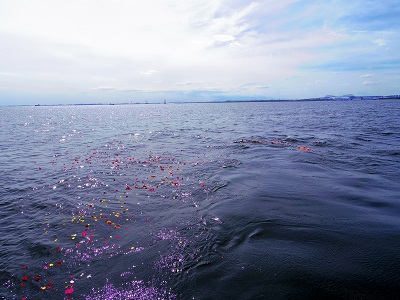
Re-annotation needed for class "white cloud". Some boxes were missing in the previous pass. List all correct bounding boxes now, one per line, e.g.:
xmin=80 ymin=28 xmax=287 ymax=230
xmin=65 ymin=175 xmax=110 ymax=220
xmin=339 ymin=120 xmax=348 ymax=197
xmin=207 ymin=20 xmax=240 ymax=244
xmin=212 ymin=34 xmax=236 ymax=42
xmin=91 ymin=86 xmax=117 ymax=91
xmin=176 ymin=81 xmax=202 ymax=86
xmin=141 ymin=70 xmax=160 ymax=76
xmin=241 ymin=83 xmax=271 ymax=90
xmin=373 ymin=39 xmax=387 ymax=46
xmin=362 ymin=80 xmax=381 ymax=85
xmin=0 ymin=72 xmax=21 ymax=77
xmin=307 ymin=80 xmax=322 ymax=86
xmin=0 ymin=0 xmax=399 ymax=104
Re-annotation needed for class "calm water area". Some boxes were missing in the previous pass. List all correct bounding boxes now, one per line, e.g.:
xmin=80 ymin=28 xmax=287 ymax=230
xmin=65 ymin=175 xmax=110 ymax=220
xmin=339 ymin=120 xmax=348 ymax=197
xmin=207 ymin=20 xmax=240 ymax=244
xmin=1 ymin=100 xmax=400 ymax=299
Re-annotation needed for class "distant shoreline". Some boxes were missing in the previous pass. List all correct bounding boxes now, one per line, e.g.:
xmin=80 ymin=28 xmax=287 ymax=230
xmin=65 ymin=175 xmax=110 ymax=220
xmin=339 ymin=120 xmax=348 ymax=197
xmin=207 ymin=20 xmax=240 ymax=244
xmin=6 ymin=95 xmax=400 ymax=107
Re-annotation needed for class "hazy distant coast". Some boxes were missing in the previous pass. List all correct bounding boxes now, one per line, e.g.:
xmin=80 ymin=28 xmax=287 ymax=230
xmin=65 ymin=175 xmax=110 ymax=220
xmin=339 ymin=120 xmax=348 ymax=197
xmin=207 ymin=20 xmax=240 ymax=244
xmin=28 ymin=94 xmax=400 ymax=107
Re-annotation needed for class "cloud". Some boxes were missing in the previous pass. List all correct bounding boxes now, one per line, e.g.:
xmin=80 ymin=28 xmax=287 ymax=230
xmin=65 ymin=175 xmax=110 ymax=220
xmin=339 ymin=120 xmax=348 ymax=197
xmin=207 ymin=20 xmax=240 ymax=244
xmin=362 ymin=80 xmax=381 ymax=85
xmin=0 ymin=72 xmax=21 ymax=77
xmin=91 ymin=86 xmax=117 ymax=91
xmin=253 ymin=85 xmax=270 ymax=89
xmin=307 ymin=80 xmax=322 ymax=86
xmin=0 ymin=0 xmax=399 ymax=104
xmin=373 ymin=39 xmax=387 ymax=46
xmin=140 ymin=70 xmax=160 ymax=76
xmin=210 ymin=34 xmax=240 ymax=47
xmin=176 ymin=81 xmax=202 ymax=86
xmin=240 ymin=83 xmax=271 ymax=90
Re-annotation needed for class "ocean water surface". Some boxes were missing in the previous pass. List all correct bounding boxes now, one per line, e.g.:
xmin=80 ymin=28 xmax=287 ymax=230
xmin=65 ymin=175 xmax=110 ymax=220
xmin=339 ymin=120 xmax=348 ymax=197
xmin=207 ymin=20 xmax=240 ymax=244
xmin=1 ymin=100 xmax=400 ymax=299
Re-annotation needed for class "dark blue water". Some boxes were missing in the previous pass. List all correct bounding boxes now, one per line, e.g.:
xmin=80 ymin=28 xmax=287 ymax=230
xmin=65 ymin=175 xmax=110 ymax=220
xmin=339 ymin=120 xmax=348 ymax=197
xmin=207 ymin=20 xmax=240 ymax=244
xmin=1 ymin=100 xmax=400 ymax=299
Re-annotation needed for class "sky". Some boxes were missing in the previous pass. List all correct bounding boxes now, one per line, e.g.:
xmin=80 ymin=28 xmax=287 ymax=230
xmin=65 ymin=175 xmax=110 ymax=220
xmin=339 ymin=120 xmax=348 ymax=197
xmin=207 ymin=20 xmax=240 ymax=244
xmin=0 ymin=0 xmax=399 ymax=105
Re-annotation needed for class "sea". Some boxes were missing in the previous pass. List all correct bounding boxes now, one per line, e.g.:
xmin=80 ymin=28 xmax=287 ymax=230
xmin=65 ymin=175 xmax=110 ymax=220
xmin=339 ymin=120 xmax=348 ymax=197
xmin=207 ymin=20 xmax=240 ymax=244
xmin=1 ymin=100 xmax=400 ymax=300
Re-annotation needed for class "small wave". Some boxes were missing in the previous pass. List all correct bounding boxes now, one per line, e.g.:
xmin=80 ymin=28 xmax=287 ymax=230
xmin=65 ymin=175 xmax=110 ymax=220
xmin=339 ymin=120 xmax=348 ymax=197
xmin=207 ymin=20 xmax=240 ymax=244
xmin=311 ymin=140 xmax=331 ymax=147
xmin=29 ymin=242 xmax=53 ymax=258
xmin=220 ymin=159 xmax=241 ymax=168
xmin=211 ymin=181 xmax=229 ymax=193
xmin=354 ymin=135 xmax=372 ymax=142
xmin=381 ymin=132 xmax=394 ymax=136
xmin=388 ymin=150 xmax=400 ymax=156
